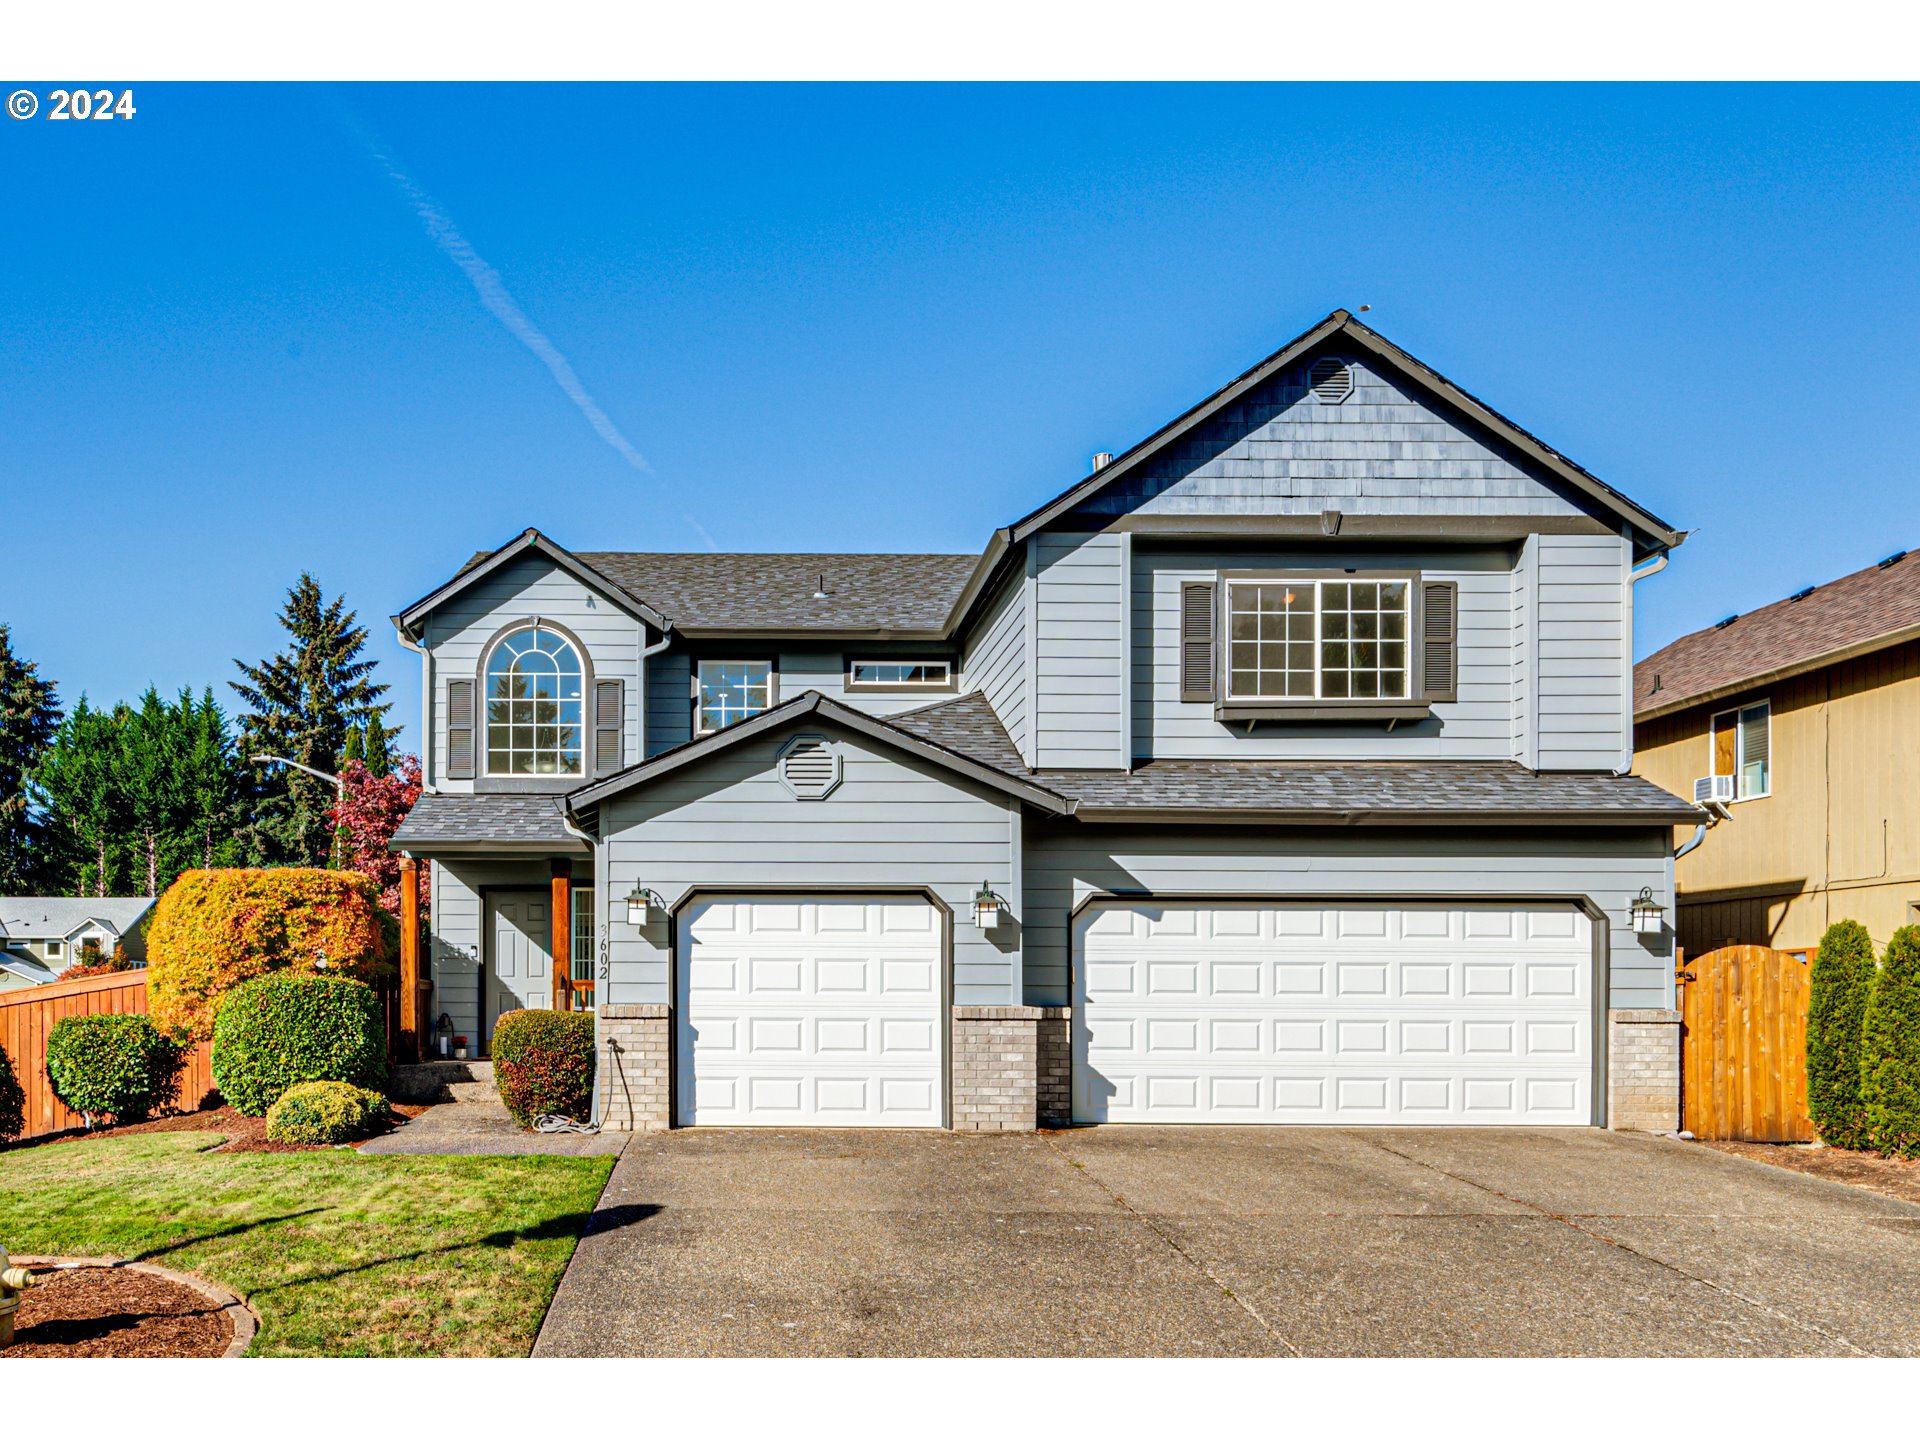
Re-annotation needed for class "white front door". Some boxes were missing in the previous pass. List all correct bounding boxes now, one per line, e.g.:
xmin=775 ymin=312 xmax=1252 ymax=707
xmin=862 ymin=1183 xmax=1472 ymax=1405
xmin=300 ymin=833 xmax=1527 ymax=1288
xmin=1075 ymin=900 xmax=1594 ymax=1125
xmin=678 ymin=896 xmax=943 ymax=1127
xmin=488 ymin=892 xmax=553 ymax=1044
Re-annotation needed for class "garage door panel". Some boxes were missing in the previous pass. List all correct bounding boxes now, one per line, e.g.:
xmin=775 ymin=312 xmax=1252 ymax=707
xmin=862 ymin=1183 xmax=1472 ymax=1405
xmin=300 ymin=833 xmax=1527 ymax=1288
xmin=679 ymin=897 xmax=943 ymax=1127
xmin=1074 ymin=900 xmax=1593 ymax=1126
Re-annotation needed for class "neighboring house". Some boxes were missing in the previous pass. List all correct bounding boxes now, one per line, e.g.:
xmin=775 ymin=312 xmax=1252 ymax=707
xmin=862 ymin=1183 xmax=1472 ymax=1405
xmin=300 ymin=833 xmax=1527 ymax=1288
xmin=1634 ymin=547 xmax=1920 ymax=955
xmin=391 ymin=309 xmax=1698 ymax=1135
xmin=0 ymin=896 xmax=155 ymax=990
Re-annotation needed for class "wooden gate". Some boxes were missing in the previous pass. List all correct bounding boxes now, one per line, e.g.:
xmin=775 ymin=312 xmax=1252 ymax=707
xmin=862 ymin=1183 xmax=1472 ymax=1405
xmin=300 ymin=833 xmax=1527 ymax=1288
xmin=1677 ymin=944 xmax=1814 ymax=1142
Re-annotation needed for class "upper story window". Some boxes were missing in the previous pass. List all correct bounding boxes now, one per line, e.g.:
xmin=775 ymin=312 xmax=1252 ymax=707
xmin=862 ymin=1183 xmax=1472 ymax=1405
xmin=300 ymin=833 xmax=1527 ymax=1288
xmin=1225 ymin=578 xmax=1411 ymax=702
xmin=1711 ymin=700 xmax=1770 ymax=800
xmin=698 ymin=660 xmax=773 ymax=735
xmin=485 ymin=626 xmax=584 ymax=776
xmin=846 ymin=659 xmax=954 ymax=691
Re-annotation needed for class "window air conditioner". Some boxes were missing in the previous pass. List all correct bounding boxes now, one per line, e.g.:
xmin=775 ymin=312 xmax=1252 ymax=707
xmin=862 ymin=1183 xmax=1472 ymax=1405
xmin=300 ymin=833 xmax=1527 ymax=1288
xmin=1693 ymin=774 xmax=1735 ymax=805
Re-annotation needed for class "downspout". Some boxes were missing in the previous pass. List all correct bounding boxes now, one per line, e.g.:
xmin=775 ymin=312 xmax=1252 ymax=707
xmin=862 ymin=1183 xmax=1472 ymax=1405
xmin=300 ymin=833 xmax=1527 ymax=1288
xmin=558 ymin=801 xmax=607 ymax=1130
xmin=1674 ymin=823 xmax=1707 ymax=861
xmin=1629 ymin=551 xmax=1669 ymax=585
xmin=393 ymin=621 xmax=438 ymax=792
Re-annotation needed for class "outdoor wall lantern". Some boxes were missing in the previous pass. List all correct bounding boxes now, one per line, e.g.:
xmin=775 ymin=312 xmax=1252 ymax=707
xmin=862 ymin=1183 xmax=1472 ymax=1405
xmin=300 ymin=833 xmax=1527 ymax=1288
xmin=625 ymin=883 xmax=665 ymax=926
xmin=972 ymin=882 xmax=1003 ymax=931
xmin=1630 ymin=887 xmax=1666 ymax=936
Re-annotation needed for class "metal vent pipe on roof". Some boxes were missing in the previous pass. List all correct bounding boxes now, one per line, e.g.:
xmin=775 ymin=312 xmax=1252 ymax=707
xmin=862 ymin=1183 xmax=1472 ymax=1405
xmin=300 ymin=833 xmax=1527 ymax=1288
xmin=1091 ymin=452 xmax=1113 ymax=470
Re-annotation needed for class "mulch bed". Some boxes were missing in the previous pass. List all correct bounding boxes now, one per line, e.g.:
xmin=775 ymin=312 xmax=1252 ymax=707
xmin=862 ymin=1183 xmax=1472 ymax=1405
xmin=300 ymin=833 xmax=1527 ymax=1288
xmin=4 ymin=1266 xmax=233 ymax=1359
xmin=1699 ymin=1138 xmax=1920 ymax=1205
xmin=12 ymin=1100 xmax=433 ymax=1154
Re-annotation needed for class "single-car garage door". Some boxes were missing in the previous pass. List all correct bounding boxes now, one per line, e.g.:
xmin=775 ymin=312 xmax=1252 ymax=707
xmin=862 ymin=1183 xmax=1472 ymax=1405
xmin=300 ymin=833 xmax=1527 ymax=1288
xmin=1074 ymin=900 xmax=1593 ymax=1125
xmin=677 ymin=896 xmax=943 ymax=1127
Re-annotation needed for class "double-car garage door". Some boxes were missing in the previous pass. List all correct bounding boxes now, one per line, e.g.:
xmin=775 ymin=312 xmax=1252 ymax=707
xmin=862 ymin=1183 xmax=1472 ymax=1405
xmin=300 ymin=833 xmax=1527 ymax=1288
xmin=1074 ymin=900 xmax=1595 ymax=1125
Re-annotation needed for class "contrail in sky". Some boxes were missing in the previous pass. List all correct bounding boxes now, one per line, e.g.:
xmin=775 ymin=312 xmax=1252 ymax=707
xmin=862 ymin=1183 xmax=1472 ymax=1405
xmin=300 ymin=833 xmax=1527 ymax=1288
xmin=344 ymin=111 xmax=716 ymax=548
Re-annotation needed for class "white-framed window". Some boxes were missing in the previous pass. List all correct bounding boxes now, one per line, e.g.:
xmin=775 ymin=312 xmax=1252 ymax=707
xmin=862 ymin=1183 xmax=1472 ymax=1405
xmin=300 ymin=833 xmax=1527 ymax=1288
xmin=484 ymin=626 xmax=585 ymax=776
xmin=697 ymin=660 xmax=774 ymax=735
xmin=847 ymin=660 xmax=953 ymax=689
xmin=571 ymin=888 xmax=595 ymax=987
xmin=1711 ymin=700 xmax=1771 ymax=800
xmin=45 ymin=940 xmax=63 ymax=958
xmin=1224 ymin=577 xmax=1411 ymax=702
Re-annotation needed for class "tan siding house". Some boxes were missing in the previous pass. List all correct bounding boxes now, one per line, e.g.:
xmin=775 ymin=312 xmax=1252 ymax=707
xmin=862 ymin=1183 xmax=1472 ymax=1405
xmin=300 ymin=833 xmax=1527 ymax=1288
xmin=1635 ymin=551 xmax=1920 ymax=953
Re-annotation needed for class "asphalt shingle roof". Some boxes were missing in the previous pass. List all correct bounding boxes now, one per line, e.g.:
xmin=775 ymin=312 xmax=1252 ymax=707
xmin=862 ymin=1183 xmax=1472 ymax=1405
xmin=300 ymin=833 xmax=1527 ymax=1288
xmin=392 ymin=793 xmax=584 ymax=848
xmin=887 ymin=692 xmax=1029 ymax=774
xmin=0 ymin=897 xmax=154 ymax=939
xmin=1635 ymin=548 xmax=1920 ymax=718
xmin=572 ymin=552 xmax=978 ymax=632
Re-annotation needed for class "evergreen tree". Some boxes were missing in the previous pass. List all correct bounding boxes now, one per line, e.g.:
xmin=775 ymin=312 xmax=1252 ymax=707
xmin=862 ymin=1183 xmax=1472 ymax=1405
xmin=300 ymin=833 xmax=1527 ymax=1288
xmin=35 ymin=697 xmax=129 ymax=897
xmin=0 ymin=624 xmax=62 ymax=891
xmin=342 ymin=724 xmax=365 ymax=768
xmin=181 ymin=689 xmax=242 ymax=872
xmin=1806 ymin=919 xmax=1875 ymax=1149
xmin=363 ymin=713 xmax=391 ymax=778
xmin=122 ymin=687 xmax=189 ymax=896
xmin=1862 ymin=925 xmax=1920 ymax=1157
xmin=230 ymin=575 xmax=393 ymax=867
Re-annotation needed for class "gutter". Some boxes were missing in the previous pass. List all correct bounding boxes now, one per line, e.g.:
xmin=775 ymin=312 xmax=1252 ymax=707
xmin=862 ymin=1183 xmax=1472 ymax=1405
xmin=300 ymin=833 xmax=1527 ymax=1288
xmin=1064 ymin=804 xmax=1705 ymax=827
xmin=391 ymin=620 xmax=438 ymax=793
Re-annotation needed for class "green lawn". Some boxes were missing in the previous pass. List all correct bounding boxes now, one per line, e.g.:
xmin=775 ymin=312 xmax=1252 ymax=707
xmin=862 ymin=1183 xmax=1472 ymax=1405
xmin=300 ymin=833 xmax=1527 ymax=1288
xmin=0 ymin=1132 xmax=613 ymax=1356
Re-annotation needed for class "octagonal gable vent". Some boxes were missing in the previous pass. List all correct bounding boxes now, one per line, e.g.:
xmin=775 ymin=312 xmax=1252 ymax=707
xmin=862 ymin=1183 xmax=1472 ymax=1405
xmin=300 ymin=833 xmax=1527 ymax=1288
xmin=777 ymin=734 xmax=842 ymax=800
xmin=1309 ymin=355 xmax=1354 ymax=404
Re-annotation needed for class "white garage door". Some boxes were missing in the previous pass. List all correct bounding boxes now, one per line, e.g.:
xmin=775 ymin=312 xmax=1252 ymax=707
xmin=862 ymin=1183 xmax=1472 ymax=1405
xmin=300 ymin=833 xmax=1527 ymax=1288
xmin=1074 ymin=900 xmax=1594 ymax=1125
xmin=678 ymin=896 xmax=943 ymax=1127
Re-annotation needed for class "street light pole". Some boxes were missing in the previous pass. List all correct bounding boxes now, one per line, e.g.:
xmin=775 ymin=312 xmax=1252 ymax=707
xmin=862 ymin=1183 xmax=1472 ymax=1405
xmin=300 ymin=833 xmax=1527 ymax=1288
xmin=251 ymin=754 xmax=347 ymax=867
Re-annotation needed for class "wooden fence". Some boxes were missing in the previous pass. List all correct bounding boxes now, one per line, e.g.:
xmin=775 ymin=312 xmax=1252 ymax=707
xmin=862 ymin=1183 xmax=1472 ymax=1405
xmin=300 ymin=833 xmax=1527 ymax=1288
xmin=1678 ymin=943 xmax=1815 ymax=1142
xmin=0 ymin=970 xmax=217 ymax=1142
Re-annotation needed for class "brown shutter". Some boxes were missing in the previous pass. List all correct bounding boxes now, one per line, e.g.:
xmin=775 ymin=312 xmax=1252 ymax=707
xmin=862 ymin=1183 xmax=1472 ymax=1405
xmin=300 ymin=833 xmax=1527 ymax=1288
xmin=1180 ymin=581 xmax=1217 ymax=703
xmin=594 ymin=678 xmax=624 ymax=775
xmin=447 ymin=679 xmax=475 ymax=780
xmin=1420 ymin=581 xmax=1458 ymax=703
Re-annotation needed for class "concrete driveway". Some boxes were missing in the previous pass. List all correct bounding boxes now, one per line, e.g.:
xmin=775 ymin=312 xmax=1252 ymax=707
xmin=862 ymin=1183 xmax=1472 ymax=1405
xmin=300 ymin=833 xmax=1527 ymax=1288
xmin=533 ymin=1126 xmax=1920 ymax=1357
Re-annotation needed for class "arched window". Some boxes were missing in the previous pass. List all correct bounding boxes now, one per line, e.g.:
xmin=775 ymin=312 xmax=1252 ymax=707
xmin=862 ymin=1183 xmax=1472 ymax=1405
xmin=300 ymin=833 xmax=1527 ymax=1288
xmin=485 ymin=626 xmax=584 ymax=775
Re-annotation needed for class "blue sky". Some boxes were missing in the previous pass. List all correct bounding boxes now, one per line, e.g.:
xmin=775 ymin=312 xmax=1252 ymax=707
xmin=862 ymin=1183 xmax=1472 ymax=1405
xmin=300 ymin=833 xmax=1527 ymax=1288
xmin=3 ymin=83 xmax=1917 ymax=743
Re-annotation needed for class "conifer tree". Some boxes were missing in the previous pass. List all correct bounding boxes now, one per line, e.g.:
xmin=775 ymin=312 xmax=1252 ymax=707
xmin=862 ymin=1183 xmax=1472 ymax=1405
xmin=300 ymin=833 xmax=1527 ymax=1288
xmin=342 ymin=724 xmax=365 ymax=768
xmin=1862 ymin=925 xmax=1920 ymax=1157
xmin=363 ymin=713 xmax=391 ymax=778
xmin=0 ymin=624 xmax=62 ymax=891
xmin=1806 ymin=919 xmax=1875 ymax=1149
xmin=35 ymin=697 xmax=126 ymax=897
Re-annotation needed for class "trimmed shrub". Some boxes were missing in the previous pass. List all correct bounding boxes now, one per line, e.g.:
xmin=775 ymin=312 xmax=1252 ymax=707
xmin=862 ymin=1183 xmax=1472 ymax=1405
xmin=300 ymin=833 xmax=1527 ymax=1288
xmin=1806 ymin=919 xmax=1876 ymax=1149
xmin=264 ymin=1080 xmax=391 ymax=1145
xmin=1863 ymin=925 xmax=1920 ymax=1157
xmin=146 ymin=867 xmax=395 ymax=1041
xmin=211 ymin=973 xmax=388 ymax=1116
xmin=0 ymin=1042 xmax=24 ymax=1143
xmin=45 ymin=1014 xmax=184 ymax=1124
xmin=493 ymin=1010 xmax=595 ymax=1127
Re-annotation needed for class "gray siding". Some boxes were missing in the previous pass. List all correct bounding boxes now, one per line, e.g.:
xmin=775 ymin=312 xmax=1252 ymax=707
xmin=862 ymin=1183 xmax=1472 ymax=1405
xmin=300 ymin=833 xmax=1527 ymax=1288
xmin=775 ymin=651 xmax=957 ymax=719
xmin=1511 ymin=538 xmax=1537 ymax=766
xmin=1132 ymin=543 xmax=1518 ymax=760
xmin=1032 ymin=530 xmax=1127 ymax=769
xmin=959 ymin=562 xmax=1030 ymax=760
xmin=422 ymin=554 xmax=644 ymax=791
xmin=599 ymin=720 xmax=1022 ymax=1007
xmin=1070 ymin=355 xmax=1590 ymax=522
xmin=646 ymin=650 xmax=693 ymax=756
xmin=1533 ymin=533 xmax=1630 ymax=772
xmin=428 ymin=857 xmax=558 ymax=1045
xmin=1020 ymin=821 xmax=1676 ymax=1011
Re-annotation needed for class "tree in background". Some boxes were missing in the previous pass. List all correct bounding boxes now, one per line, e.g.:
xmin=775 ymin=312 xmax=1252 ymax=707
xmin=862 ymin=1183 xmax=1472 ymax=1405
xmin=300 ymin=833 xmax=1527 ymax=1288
xmin=329 ymin=754 xmax=428 ymax=918
xmin=1805 ymin=918 xmax=1876 ymax=1149
xmin=181 ymin=689 xmax=244 ymax=871
xmin=363 ymin=713 xmax=392 ymax=778
xmin=0 ymin=624 xmax=62 ymax=891
xmin=231 ymin=575 xmax=394 ymax=868
xmin=1862 ymin=925 xmax=1920 ymax=1157
xmin=36 ymin=696 xmax=127 ymax=896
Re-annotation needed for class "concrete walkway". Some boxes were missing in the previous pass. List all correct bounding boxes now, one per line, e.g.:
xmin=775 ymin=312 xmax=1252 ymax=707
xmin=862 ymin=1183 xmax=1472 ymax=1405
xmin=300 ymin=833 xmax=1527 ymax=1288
xmin=534 ymin=1125 xmax=1920 ymax=1357
xmin=359 ymin=1099 xmax=628 ymax=1158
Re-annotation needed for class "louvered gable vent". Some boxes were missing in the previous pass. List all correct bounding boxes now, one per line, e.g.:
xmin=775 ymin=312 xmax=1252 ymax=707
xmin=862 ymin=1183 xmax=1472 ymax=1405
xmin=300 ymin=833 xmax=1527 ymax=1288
xmin=777 ymin=734 xmax=842 ymax=800
xmin=1308 ymin=355 xmax=1354 ymax=404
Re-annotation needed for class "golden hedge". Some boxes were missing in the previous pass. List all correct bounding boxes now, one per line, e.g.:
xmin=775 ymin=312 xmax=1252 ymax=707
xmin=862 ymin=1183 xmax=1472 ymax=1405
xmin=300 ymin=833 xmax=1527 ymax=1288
xmin=146 ymin=868 xmax=395 ymax=1041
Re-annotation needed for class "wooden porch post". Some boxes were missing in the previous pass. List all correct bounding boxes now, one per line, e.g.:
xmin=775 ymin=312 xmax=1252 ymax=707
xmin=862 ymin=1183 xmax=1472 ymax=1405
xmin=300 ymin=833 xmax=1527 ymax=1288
xmin=550 ymin=859 xmax=572 ymax=1011
xmin=398 ymin=856 xmax=421 ymax=1061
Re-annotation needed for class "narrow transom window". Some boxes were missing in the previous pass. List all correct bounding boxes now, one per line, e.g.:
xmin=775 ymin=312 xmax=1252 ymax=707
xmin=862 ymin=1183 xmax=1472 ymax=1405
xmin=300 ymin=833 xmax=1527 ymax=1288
xmin=1225 ymin=578 xmax=1410 ymax=702
xmin=571 ymin=887 xmax=596 ymax=988
xmin=698 ymin=660 xmax=773 ymax=734
xmin=1711 ymin=700 xmax=1771 ymax=800
xmin=485 ymin=627 xmax=585 ymax=775
xmin=847 ymin=660 xmax=952 ymax=688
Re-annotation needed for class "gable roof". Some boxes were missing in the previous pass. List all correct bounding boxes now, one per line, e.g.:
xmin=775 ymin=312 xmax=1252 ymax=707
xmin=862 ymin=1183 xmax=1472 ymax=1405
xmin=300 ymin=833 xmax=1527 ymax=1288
xmin=0 ymin=950 xmax=60 ymax=985
xmin=888 ymin=692 xmax=1029 ymax=774
xmin=566 ymin=689 xmax=1070 ymax=816
xmin=1635 ymin=547 xmax=1920 ymax=722
xmin=0 ymin=896 xmax=154 ymax=940
xmin=392 ymin=793 xmax=589 ymax=852
xmin=393 ymin=529 xmax=671 ymax=637
xmin=577 ymin=552 xmax=976 ymax=635
xmin=1006 ymin=309 xmax=1683 ymax=558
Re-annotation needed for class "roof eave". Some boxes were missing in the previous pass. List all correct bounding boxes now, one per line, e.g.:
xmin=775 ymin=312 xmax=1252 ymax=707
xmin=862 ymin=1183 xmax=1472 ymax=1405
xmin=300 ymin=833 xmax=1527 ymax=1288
xmin=393 ymin=529 xmax=673 ymax=638
xmin=1067 ymin=804 xmax=1702 ymax=826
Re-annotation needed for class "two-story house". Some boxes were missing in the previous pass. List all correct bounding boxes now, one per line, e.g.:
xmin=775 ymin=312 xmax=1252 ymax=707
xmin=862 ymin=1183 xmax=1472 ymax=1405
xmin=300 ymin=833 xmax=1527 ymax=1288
xmin=0 ymin=896 xmax=154 ymax=990
xmin=1634 ymin=547 xmax=1920 ymax=954
xmin=391 ymin=309 xmax=1698 ymax=1134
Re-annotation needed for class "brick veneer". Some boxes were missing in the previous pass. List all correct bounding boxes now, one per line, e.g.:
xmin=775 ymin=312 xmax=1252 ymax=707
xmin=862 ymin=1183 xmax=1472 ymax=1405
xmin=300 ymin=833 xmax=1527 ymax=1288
xmin=950 ymin=1005 xmax=1049 ymax=1131
xmin=597 ymin=1003 xmax=671 ymax=1131
xmin=1607 ymin=1008 xmax=1681 ymax=1132
xmin=1035 ymin=1009 xmax=1072 ymax=1128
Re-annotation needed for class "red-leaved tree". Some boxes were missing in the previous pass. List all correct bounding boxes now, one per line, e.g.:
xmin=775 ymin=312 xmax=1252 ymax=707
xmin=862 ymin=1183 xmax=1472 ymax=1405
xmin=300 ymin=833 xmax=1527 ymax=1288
xmin=329 ymin=755 xmax=430 ymax=918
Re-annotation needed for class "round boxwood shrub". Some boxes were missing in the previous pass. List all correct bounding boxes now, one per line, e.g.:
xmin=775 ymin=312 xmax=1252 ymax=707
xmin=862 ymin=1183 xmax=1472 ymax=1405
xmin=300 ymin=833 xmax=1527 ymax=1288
xmin=493 ymin=1010 xmax=595 ymax=1128
xmin=1807 ymin=919 xmax=1876 ymax=1149
xmin=264 ymin=1080 xmax=391 ymax=1145
xmin=1863 ymin=924 xmax=1920 ymax=1157
xmin=146 ymin=867 xmax=395 ymax=1041
xmin=45 ymin=1013 xmax=184 ymax=1124
xmin=211 ymin=973 xmax=388 ymax=1117
xmin=0 ymin=1041 xmax=24 ymax=1143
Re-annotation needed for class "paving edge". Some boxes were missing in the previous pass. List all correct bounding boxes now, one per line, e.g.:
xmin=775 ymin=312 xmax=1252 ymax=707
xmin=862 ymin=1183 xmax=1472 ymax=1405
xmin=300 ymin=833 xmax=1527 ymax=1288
xmin=17 ymin=1255 xmax=259 ymax=1358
